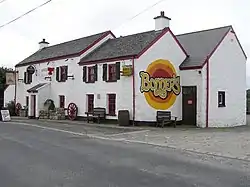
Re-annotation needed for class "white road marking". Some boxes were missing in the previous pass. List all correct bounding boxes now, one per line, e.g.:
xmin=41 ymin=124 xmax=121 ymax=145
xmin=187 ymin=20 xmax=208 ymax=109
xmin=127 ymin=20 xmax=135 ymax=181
xmin=107 ymin=130 xmax=150 ymax=137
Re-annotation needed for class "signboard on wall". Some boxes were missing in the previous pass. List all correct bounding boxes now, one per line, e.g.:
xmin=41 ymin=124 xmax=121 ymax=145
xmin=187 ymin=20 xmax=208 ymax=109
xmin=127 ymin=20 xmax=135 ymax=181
xmin=121 ymin=65 xmax=133 ymax=76
xmin=139 ymin=59 xmax=181 ymax=110
xmin=1 ymin=110 xmax=11 ymax=121
xmin=5 ymin=72 xmax=15 ymax=85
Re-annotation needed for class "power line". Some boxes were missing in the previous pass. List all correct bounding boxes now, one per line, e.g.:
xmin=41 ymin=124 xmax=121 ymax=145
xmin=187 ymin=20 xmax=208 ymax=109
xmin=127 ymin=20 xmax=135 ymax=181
xmin=112 ymin=0 xmax=167 ymax=31
xmin=0 ymin=0 xmax=7 ymax=4
xmin=0 ymin=0 xmax=53 ymax=30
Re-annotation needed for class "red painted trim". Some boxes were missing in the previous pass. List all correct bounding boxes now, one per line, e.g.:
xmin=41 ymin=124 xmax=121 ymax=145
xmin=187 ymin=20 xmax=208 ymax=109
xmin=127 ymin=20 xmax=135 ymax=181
xmin=79 ymin=55 xmax=135 ymax=65
xmin=230 ymin=29 xmax=247 ymax=59
xmin=206 ymin=58 xmax=209 ymax=128
xmin=201 ymin=28 xmax=231 ymax=67
xmin=179 ymin=65 xmax=202 ymax=70
xmin=168 ymin=29 xmax=189 ymax=57
xmin=15 ymin=31 xmax=115 ymax=68
xmin=132 ymin=57 xmax=135 ymax=126
xmin=136 ymin=28 xmax=169 ymax=58
xmin=14 ymin=68 xmax=17 ymax=105
xmin=137 ymin=27 xmax=188 ymax=59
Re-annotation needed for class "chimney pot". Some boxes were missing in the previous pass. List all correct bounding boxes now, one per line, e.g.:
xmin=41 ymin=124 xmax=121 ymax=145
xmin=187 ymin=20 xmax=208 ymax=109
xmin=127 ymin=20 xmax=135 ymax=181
xmin=39 ymin=38 xmax=49 ymax=50
xmin=154 ymin=11 xmax=171 ymax=31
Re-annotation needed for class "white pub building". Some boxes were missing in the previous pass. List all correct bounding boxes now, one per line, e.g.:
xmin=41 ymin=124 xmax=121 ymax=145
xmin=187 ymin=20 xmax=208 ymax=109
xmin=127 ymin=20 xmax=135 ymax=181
xmin=7 ymin=11 xmax=247 ymax=128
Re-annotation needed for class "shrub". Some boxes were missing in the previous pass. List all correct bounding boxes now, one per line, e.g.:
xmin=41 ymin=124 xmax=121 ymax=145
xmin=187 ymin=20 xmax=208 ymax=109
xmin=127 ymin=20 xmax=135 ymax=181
xmin=6 ymin=101 xmax=16 ymax=116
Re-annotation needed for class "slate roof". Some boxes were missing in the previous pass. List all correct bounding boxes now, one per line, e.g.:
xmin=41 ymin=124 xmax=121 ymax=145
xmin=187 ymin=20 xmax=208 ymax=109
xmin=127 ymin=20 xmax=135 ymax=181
xmin=177 ymin=25 xmax=232 ymax=68
xmin=16 ymin=25 xmax=241 ymax=69
xmin=80 ymin=25 xmax=233 ymax=68
xmin=79 ymin=30 xmax=164 ymax=63
xmin=16 ymin=31 xmax=110 ymax=67
xmin=27 ymin=83 xmax=48 ymax=93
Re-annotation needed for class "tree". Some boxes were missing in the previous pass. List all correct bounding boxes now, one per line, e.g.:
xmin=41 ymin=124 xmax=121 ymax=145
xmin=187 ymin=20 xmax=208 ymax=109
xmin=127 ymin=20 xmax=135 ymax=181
xmin=0 ymin=67 xmax=14 ymax=90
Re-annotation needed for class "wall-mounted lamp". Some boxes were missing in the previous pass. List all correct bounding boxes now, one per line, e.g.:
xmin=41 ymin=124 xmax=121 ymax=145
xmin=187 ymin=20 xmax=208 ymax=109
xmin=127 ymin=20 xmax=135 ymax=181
xmin=67 ymin=75 xmax=75 ymax=80
xmin=18 ymin=78 xmax=24 ymax=83
xmin=45 ymin=76 xmax=52 ymax=81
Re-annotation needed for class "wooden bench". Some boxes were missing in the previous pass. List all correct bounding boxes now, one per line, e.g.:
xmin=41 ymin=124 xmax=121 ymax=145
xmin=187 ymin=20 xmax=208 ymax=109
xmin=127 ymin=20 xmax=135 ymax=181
xmin=156 ymin=111 xmax=177 ymax=128
xmin=85 ymin=107 xmax=106 ymax=124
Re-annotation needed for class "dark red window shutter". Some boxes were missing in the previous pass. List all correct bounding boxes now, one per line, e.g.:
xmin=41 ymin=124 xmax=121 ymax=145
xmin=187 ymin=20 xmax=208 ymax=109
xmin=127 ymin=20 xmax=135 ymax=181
xmin=103 ymin=64 xmax=107 ymax=81
xmin=94 ymin=64 xmax=98 ymax=81
xmin=56 ymin=67 xmax=60 ymax=82
xmin=82 ymin=66 xmax=87 ymax=82
xmin=116 ymin=62 xmax=120 ymax=80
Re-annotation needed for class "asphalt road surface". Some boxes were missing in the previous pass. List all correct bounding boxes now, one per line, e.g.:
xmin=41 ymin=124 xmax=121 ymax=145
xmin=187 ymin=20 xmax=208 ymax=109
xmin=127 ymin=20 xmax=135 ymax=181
xmin=0 ymin=121 xmax=250 ymax=187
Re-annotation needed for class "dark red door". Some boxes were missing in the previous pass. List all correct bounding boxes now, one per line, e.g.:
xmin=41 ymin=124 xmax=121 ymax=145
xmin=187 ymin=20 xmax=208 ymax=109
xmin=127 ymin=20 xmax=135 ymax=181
xmin=32 ymin=95 xmax=36 ymax=118
xmin=182 ymin=86 xmax=197 ymax=125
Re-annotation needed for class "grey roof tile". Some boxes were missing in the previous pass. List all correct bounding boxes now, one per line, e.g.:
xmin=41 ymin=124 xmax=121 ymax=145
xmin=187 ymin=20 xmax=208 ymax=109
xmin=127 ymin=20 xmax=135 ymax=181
xmin=177 ymin=26 xmax=232 ymax=68
xmin=79 ymin=30 xmax=163 ymax=63
xmin=16 ymin=31 xmax=109 ymax=67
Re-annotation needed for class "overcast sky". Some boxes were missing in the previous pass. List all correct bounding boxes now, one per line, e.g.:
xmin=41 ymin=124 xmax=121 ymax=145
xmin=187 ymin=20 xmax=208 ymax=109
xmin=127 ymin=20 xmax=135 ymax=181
xmin=0 ymin=0 xmax=249 ymax=74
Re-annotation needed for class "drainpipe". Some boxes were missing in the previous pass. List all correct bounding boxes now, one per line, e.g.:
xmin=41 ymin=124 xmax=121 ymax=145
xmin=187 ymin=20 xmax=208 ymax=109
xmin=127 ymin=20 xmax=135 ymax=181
xmin=14 ymin=68 xmax=17 ymax=106
xmin=206 ymin=58 xmax=209 ymax=128
xmin=132 ymin=57 xmax=135 ymax=126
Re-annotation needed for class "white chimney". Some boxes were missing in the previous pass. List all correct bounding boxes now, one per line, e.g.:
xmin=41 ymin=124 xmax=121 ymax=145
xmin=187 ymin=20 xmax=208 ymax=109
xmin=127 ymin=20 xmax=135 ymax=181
xmin=154 ymin=11 xmax=171 ymax=31
xmin=39 ymin=39 xmax=49 ymax=50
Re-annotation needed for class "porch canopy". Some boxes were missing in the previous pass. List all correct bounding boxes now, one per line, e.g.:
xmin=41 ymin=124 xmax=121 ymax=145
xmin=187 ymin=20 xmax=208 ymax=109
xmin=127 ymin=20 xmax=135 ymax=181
xmin=27 ymin=83 xmax=48 ymax=93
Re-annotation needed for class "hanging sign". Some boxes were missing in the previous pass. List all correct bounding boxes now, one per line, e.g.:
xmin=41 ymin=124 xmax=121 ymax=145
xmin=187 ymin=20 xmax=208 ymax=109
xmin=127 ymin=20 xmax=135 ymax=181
xmin=1 ymin=110 xmax=11 ymax=121
xmin=27 ymin=65 xmax=35 ymax=74
xmin=5 ymin=72 xmax=15 ymax=85
xmin=121 ymin=65 xmax=133 ymax=76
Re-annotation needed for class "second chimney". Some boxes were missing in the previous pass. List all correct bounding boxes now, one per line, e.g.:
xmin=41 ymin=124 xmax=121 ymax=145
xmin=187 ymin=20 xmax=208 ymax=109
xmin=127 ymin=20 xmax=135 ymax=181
xmin=39 ymin=39 xmax=49 ymax=50
xmin=154 ymin=11 xmax=171 ymax=31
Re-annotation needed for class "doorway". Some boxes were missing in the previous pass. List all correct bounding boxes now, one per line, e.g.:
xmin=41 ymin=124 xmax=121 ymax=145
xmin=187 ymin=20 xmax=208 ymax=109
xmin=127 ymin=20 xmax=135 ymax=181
xmin=182 ymin=86 xmax=197 ymax=126
xmin=30 ymin=95 xmax=36 ymax=118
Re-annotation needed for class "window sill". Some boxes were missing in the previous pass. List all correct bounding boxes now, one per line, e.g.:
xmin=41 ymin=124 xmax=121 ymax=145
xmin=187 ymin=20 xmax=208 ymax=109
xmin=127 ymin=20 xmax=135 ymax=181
xmin=106 ymin=79 xmax=117 ymax=83
xmin=86 ymin=81 xmax=95 ymax=83
xmin=218 ymin=105 xmax=226 ymax=108
xmin=107 ymin=113 xmax=116 ymax=116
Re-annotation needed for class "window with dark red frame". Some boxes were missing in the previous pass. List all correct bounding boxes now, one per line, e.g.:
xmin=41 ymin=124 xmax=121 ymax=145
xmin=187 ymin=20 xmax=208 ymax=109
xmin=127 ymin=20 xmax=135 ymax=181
xmin=87 ymin=94 xmax=94 ymax=112
xmin=56 ymin=66 xmax=68 ymax=82
xmin=59 ymin=95 xmax=65 ymax=108
xmin=108 ymin=64 xmax=116 ymax=81
xmin=88 ymin=67 xmax=95 ymax=83
xmin=108 ymin=94 xmax=116 ymax=115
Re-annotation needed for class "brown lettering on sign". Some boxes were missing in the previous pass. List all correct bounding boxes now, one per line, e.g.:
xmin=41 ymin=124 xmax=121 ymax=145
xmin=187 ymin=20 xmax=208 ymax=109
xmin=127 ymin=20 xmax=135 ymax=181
xmin=139 ymin=71 xmax=181 ymax=99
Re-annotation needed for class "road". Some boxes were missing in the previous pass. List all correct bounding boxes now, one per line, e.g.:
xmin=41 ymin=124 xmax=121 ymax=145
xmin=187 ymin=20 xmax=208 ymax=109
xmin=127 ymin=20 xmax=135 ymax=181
xmin=0 ymin=121 xmax=250 ymax=187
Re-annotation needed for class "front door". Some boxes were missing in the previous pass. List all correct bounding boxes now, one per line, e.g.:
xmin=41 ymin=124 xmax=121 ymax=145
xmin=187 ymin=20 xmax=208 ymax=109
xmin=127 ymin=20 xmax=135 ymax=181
xmin=182 ymin=86 xmax=197 ymax=125
xmin=31 ymin=95 xmax=36 ymax=118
